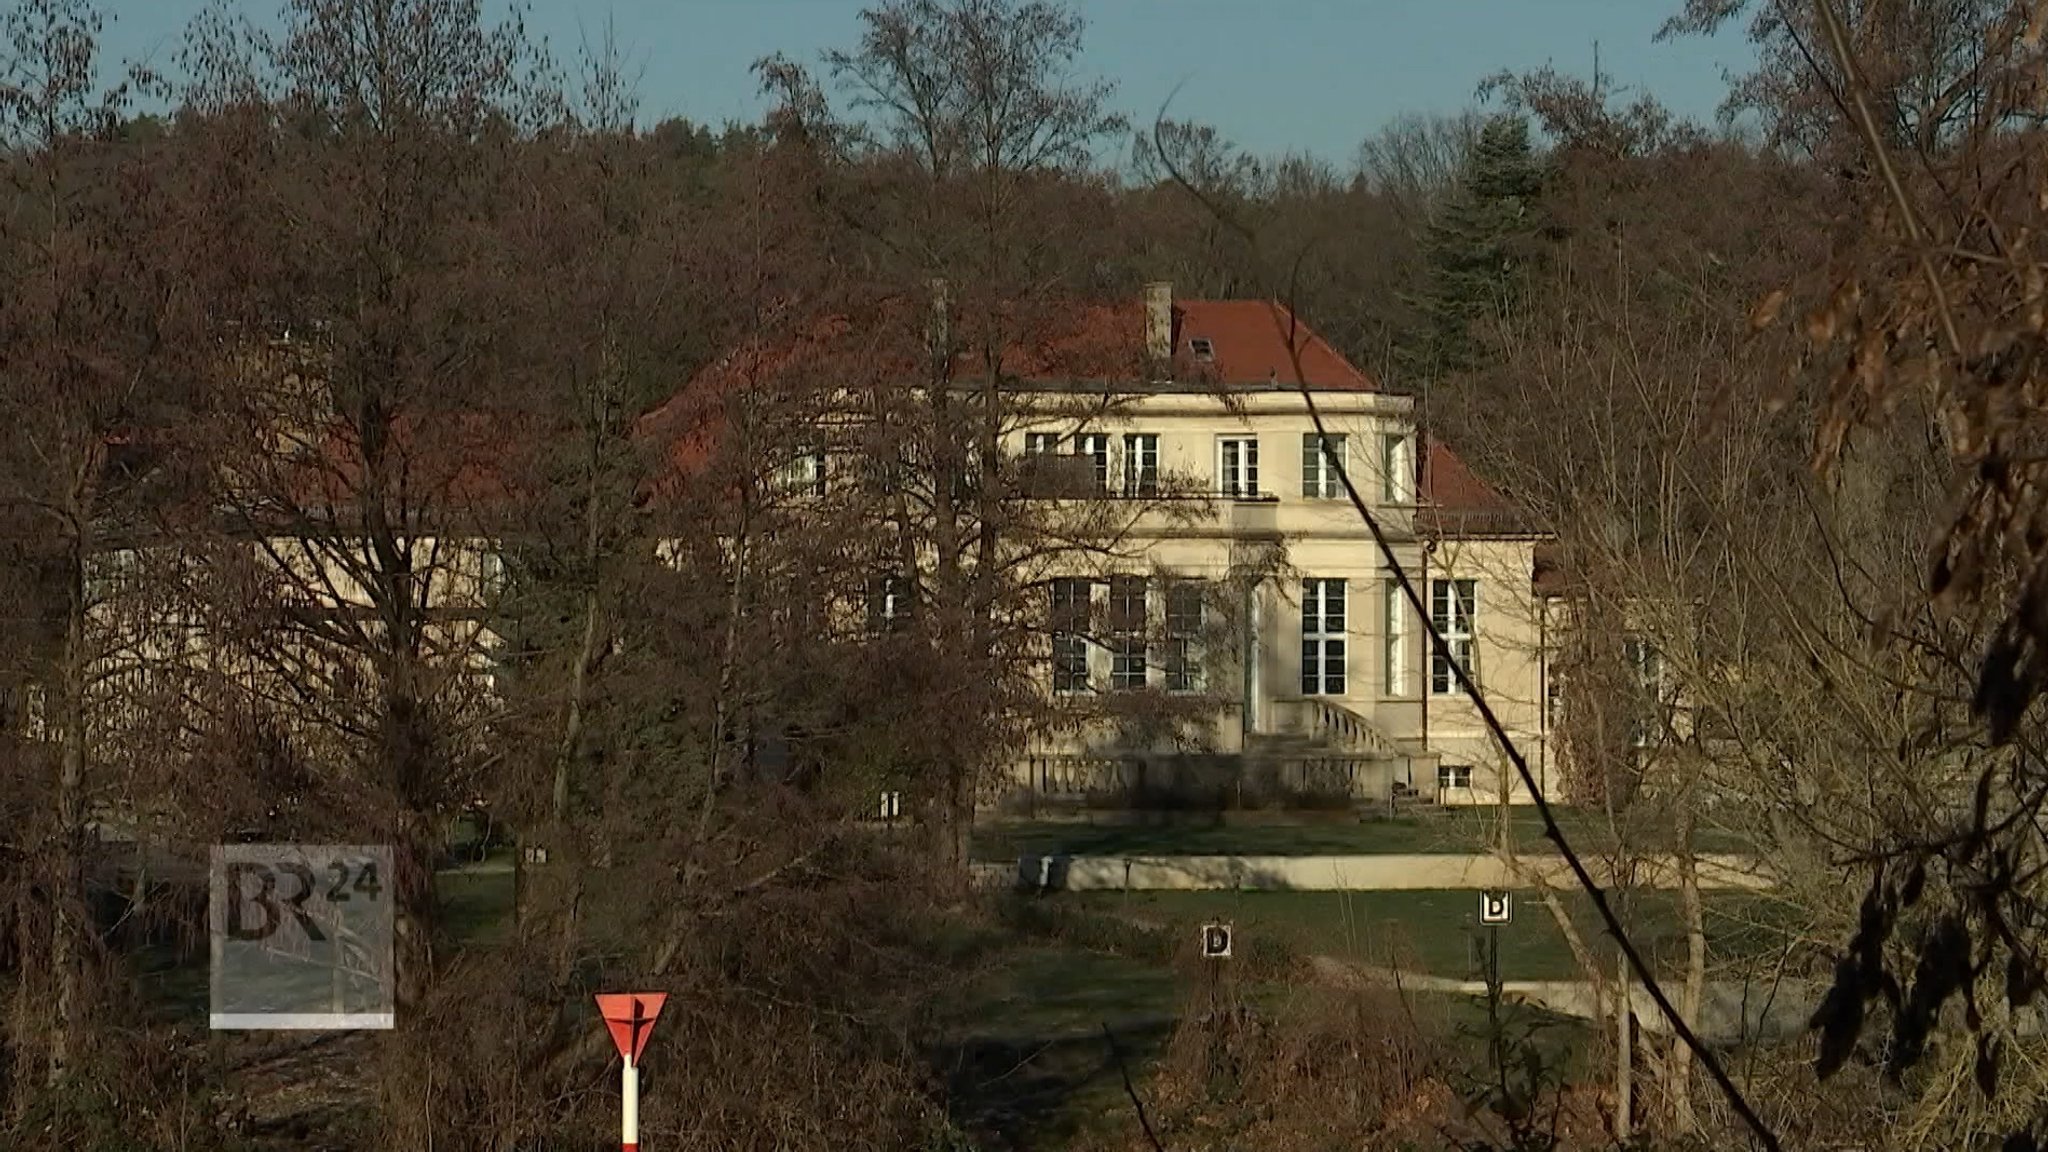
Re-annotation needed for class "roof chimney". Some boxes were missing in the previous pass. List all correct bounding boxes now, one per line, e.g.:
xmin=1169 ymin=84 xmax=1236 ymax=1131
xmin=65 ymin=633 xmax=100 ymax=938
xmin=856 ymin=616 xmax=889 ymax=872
xmin=1144 ymin=281 xmax=1173 ymax=371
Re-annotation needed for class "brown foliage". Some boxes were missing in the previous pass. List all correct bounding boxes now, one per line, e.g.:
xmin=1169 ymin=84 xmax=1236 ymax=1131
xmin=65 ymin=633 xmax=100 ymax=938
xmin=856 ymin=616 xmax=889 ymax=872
xmin=1141 ymin=972 xmax=1454 ymax=1152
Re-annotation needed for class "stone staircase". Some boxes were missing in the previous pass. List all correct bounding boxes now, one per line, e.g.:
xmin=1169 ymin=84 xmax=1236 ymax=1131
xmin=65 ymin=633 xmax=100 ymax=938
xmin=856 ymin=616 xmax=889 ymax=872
xmin=984 ymin=699 xmax=1447 ymax=814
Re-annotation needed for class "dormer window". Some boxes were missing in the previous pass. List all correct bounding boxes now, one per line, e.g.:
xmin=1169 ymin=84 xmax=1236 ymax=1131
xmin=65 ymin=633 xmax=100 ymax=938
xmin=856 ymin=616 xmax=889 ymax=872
xmin=1188 ymin=337 xmax=1215 ymax=362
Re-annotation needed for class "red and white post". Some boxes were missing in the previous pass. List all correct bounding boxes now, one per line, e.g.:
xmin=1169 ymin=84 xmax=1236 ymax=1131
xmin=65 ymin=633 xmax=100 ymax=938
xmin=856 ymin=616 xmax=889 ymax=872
xmin=621 ymin=1054 xmax=639 ymax=1152
xmin=595 ymin=992 xmax=665 ymax=1152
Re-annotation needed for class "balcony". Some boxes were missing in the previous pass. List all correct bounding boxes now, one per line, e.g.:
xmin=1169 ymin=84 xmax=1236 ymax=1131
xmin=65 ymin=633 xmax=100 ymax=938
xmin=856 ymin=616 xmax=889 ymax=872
xmin=1017 ymin=453 xmax=1104 ymax=499
xmin=1227 ymin=492 xmax=1280 ymax=538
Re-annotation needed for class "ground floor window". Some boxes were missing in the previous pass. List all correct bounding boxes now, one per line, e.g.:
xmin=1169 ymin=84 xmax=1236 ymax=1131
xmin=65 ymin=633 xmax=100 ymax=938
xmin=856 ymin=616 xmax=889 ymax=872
xmin=1108 ymin=576 xmax=1148 ymax=690
xmin=1430 ymin=578 xmax=1477 ymax=694
xmin=1438 ymin=763 xmax=1473 ymax=791
xmin=1164 ymin=580 xmax=1203 ymax=692
xmin=1051 ymin=578 xmax=1091 ymax=693
xmin=1301 ymin=577 xmax=1346 ymax=695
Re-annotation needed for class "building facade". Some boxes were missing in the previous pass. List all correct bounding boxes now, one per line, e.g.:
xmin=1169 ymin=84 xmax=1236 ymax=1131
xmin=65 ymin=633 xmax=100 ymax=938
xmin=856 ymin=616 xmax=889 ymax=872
xmin=988 ymin=284 xmax=1552 ymax=810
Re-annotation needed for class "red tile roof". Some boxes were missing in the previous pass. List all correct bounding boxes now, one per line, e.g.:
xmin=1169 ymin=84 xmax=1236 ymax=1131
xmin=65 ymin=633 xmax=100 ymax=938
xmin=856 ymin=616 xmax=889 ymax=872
xmin=633 ymin=293 xmax=1378 ymax=496
xmin=215 ymin=408 xmax=557 ymax=524
xmin=1172 ymin=300 xmax=1374 ymax=390
xmin=651 ymin=293 xmax=1375 ymax=401
xmin=990 ymin=298 xmax=1375 ymax=389
xmin=1417 ymin=436 xmax=1539 ymax=538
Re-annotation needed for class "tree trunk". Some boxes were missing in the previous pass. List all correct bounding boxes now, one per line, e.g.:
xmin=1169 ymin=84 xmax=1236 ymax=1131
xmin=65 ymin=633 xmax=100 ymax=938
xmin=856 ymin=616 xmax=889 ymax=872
xmin=1669 ymin=799 xmax=1706 ymax=1134
xmin=46 ymin=530 xmax=89 ymax=1089
xmin=1509 ymin=857 xmax=1612 ymax=1032
xmin=1615 ymin=943 xmax=1633 ymax=1142
xmin=536 ymin=473 xmax=606 ymax=972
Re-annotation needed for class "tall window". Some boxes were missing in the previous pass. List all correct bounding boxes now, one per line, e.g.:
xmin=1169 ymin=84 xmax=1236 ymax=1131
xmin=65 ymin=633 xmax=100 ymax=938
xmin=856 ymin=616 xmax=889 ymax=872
xmin=1382 ymin=580 xmax=1407 ymax=696
xmin=1075 ymin=433 xmax=1110 ymax=492
xmin=775 ymin=446 xmax=827 ymax=495
xmin=1123 ymin=433 xmax=1159 ymax=496
xmin=1624 ymin=637 xmax=1664 ymax=746
xmin=1108 ymin=577 xmax=1148 ymax=689
xmin=1430 ymin=579 xmax=1477 ymax=694
xmin=1302 ymin=433 xmax=1348 ymax=498
xmin=1218 ymin=436 xmax=1259 ymax=497
xmin=1050 ymin=578 xmax=1091 ymax=693
xmin=1382 ymin=432 xmax=1415 ymax=504
xmin=1164 ymin=580 xmax=1204 ymax=692
xmin=1301 ymin=578 xmax=1347 ymax=695
xmin=862 ymin=451 xmax=902 ymax=495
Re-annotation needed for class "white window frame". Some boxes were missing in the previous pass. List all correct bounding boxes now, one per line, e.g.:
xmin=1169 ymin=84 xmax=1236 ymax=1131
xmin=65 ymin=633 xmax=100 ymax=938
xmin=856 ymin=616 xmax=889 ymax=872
xmin=1107 ymin=576 xmax=1148 ymax=690
xmin=1050 ymin=578 xmax=1091 ymax=694
xmin=1075 ymin=432 xmax=1110 ymax=493
xmin=1301 ymin=578 xmax=1347 ymax=696
xmin=1025 ymin=431 xmax=1059 ymax=456
xmin=1382 ymin=432 xmax=1415 ymax=504
xmin=1438 ymin=763 xmax=1473 ymax=791
xmin=1382 ymin=580 xmax=1407 ymax=696
xmin=1164 ymin=579 xmax=1204 ymax=693
xmin=1123 ymin=433 xmax=1159 ymax=496
xmin=775 ymin=445 xmax=827 ymax=496
xmin=1303 ymin=433 xmax=1348 ymax=499
xmin=1217 ymin=436 xmax=1260 ymax=498
xmin=1430 ymin=578 xmax=1477 ymax=695
xmin=1624 ymin=636 xmax=1665 ymax=747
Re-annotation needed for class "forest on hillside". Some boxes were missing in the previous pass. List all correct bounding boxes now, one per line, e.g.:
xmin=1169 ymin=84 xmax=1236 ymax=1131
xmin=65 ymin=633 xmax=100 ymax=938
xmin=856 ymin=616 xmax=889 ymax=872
xmin=6 ymin=0 xmax=2048 ymax=1149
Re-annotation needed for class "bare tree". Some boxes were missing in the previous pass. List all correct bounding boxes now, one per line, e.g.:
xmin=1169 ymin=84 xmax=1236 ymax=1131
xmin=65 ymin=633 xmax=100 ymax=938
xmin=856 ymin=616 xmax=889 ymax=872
xmin=168 ymin=1 xmax=562 ymax=1141
xmin=1354 ymin=109 xmax=1484 ymax=229
xmin=754 ymin=0 xmax=1283 ymax=873
xmin=0 ymin=0 xmax=218 ymax=1104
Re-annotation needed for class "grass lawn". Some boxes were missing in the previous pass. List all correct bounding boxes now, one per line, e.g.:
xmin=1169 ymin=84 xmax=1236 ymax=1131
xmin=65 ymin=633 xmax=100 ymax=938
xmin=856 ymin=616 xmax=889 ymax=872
xmin=437 ymin=865 xmax=515 ymax=946
xmin=971 ymin=808 xmax=1759 ymax=862
xmin=937 ymin=898 xmax=1611 ymax=1146
xmin=931 ymin=916 xmax=1180 ymax=1151
xmin=1070 ymin=888 xmax=1780 ymax=982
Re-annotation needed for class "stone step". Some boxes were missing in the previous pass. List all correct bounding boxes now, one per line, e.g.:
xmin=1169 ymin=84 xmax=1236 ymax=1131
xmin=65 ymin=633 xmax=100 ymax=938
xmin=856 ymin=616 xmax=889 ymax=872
xmin=1243 ymin=733 xmax=1322 ymax=749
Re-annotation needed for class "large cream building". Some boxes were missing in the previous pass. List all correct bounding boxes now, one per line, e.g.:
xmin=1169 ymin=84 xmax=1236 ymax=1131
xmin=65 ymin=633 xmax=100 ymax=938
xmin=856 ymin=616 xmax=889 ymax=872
xmin=989 ymin=284 xmax=1554 ymax=810
xmin=60 ymin=289 xmax=1556 ymax=830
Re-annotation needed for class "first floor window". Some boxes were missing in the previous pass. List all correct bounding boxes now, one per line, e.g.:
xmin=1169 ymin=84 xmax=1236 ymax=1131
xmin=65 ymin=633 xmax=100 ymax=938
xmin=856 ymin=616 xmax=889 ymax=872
xmin=1438 ymin=763 xmax=1473 ymax=791
xmin=1301 ymin=577 xmax=1347 ymax=695
xmin=862 ymin=451 xmax=902 ymax=495
xmin=1430 ymin=578 xmax=1477 ymax=694
xmin=1382 ymin=432 xmax=1415 ymax=504
xmin=1624 ymin=636 xmax=1664 ymax=746
xmin=1051 ymin=578 xmax=1091 ymax=693
xmin=1382 ymin=580 xmax=1407 ymax=696
xmin=1303 ymin=433 xmax=1348 ymax=498
xmin=1124 ymin=433 xmax=1159 ymax=496
xmin=1025 ymin=431 xmax=1059 ymax=456
xmin=775 ymin=445 xmax=827 ymax=495
xmin=1164 ymin=580 xmax=1204 ymax=692
xmin=1076 ymin=432 xmax=1110 ymax=492
xmin=1108 ymin=576 xmax=1148 ymax=690
xmin=1218 ymin=436 xmax=1259 ymax=497
xmin=1623 ymin=637 xmax=1662 ymax=691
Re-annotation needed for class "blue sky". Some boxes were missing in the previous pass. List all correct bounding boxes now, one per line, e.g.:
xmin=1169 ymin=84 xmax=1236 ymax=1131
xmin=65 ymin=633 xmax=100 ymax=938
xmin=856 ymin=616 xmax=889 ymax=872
xmin=99 ymin=0 xmax=1757 ymax=162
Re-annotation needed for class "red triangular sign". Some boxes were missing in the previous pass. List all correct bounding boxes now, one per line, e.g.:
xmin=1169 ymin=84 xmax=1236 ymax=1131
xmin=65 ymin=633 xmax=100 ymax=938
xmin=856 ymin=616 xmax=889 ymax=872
xmin=595 ymin=992 xmax=667 ymax=1065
